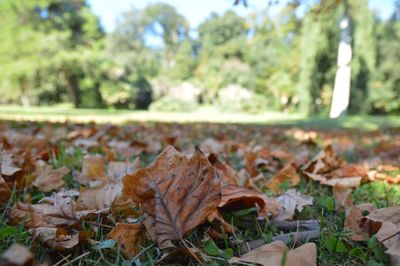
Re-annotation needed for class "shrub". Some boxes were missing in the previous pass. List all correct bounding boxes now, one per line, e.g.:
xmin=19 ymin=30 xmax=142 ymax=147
xmin=149 ymin=96 xmax=198 ymax=112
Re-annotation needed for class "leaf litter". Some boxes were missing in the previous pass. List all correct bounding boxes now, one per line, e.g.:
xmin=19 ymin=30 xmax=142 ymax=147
xmin=0 ymin=121 xmax=400 ymax=265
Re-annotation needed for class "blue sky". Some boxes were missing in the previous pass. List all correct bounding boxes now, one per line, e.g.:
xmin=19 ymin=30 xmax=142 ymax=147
xmin=88 ymin=0 xmax=396 ymax=32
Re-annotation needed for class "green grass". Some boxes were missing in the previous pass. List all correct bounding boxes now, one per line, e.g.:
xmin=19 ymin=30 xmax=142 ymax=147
xmin=0 ymin=104 xmax=399 ymax=130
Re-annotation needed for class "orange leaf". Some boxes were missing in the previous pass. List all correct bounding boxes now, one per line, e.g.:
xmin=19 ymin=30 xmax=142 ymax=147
xmin=208 ymin=153 xmax=239 ymax=185
xmin=107 ymin=223 xmax=146 ymax=259
xmin=265 ymin=162 xmax=300 ymax=193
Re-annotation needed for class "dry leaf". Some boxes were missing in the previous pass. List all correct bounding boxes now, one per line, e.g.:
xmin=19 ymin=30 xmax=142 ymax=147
xmin=107 ymin=158 xmax=140 ymax=181
xmin=1 ymin=244 xmax=37 ymax=266
xmin=0 ymin=176 xmax=11 ymax=204
xmin=344 ymin=203 xmax=376 ymax=241
xmin=321 ymin=176 xmax=362 ymax=187
xmin=245 ymin=148 xmax=270 ymax=177
xmin=76 ymin=183 xmax=122 ymax=211
xmin=328 ymin=164 xmax=368 ymax=179
xmin=1 ymin=151 xmax=22 ymax=177
xmin=123 ymin=146 xmax=220 ymax=243
xmin=364 ymin=206 xmax=400 ymax=248
xmin=219 ymin=185 xmax=281 ymax=218
xmin=8 ymin=195 xmax=78 ymax=228
xmin=208 ymin=153 xmax=239 ymax=185
xmin=230 ymin=240 xmax=316 ymax=266
xmin=32 ymin=166 xmax=70 ymax=192
xmin=333 ymin=184 xmax=353 ymax=209
xmin=265 ymin=162 xmax=300 ymax=193
xmin=302 ymin=145 xmax=343 ymax=182
xmin=274 ymin=189 xmax=313 ymax=221
xmin=75 ymin=154 xmax=106 ymax=185
xmin=200 ymin=138 xmax=224 ymax=155
xmin=386 ymin=235 xmax=400 ymax=265
xmin=375 ymin=222 xmax=400 ymax=249
xmin=207 ymin=209 xmax=235 ymax=234
xmin=30 ymin=227 xmax=79 ymax=250
xmin=107 ymin=223 xmax=146 ymax=259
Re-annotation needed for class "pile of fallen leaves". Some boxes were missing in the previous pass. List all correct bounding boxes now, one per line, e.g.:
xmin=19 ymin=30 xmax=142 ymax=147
xmin=0 ymin=122 xmax=400 ymax=265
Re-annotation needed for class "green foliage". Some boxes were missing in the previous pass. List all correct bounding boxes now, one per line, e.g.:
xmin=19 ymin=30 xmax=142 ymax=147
xmin=0 ymin=0 xmax=399 ymax=114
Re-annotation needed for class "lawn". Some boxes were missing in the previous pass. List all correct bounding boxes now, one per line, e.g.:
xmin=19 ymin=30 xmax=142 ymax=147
xmin=0 ymin=104 xmax=399 ymax=130
xmin=0 ymin=111 xmax=400 ymax=265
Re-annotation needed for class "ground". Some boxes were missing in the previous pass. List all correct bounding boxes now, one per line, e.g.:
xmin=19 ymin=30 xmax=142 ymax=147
xmin=0 ymin=112 xmax=399 ymax=265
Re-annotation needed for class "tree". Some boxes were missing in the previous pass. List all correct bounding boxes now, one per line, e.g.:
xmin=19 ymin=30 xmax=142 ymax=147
xmin=0 ymin=0 xmax=105 ymax=107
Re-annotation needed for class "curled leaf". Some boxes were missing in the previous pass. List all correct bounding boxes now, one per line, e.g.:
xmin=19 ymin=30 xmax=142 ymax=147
xmin=30 ymin=227 xmax=79 ymax=250
xmin=219 ymin=185 xmax=281 ymax=218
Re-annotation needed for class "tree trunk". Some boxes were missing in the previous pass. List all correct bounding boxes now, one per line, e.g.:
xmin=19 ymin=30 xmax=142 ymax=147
xmin=329 ymin=13 xmax=352 ymax=118
xmin=63 ymin=70 xmax=81 ymax=108
xmin=19 ymin=76 xmax=30 ymax=107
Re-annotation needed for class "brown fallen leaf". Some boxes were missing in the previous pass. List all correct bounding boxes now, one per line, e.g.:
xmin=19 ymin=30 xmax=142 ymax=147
xmin=107 ymin=223 xmax=146 ymax=259
xmin=1 ymin=151 xmax=22 ymax=177
xmin=333 ymin=184 xmax=353 ymax=209
xmin=219 ymin=185 xmax=281 ymax=218
xmin=8 ymin=195 xmax=78 ymax=228
xmin=1 ymin=244 xmax=38 ymax=266
xmin=0 ymin=176 xmax=11 ymax=204
xmin=107 ymin=158 xmax=140 ymax=182
xmin=230 ymin=240 xmax=316 ymax=266
xmin=274 ymin=189 xmax=313 ymax=221
xmin=364 ymin=206 xmax=400 ymax=248
xmin=74 ymin=154 xmax=107 ymax=185
xmin=375 ymin=222 xmax=400 ymax=249
xmin=32 ymin=166 xmax=70 ymax=192
xmin=123 ymin=145 xmax=220 ymax=243
xmin=265 ymin=162 xmax=300 ymax=193
xmin=328 ymin=164 xmax=368 ymax=179
xmin=200 ymin=138 xmax=224 ymax=155
xmin=245 ymin=148 xmax=270 ymax=177
xmin=344 ymin=203 xmax=376 ymax=241
xmin=76 ymin=183 xmax=122 ymax=211
xmin=207 ymin=209 xmax=235 ymax=234
xmin=321 ymin=176 xmax=362 ymax=187
xmin=386 ymin=234 xmax=400 ymax=265
xmin=30 ymin=227 xmax=80 ymax=250
xmin=301 ymin=145 xmax=343 ymax=182
xmin=208 ymin=153 xmax=239 ymax=185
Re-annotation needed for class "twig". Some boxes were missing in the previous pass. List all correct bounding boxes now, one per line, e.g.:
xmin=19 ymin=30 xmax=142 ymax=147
xmin=180 ymin=239 xmax=204 ymax=266
xmin=54 ymin=254 xmax=72 ymax=266
xmin=61 ymin=251 xmax=90 ymax=266
xmin=82 ymin=220 xmax=114 ymax=229
xmin=241 ymin=229 xmax=320 ymax=253
xmin=130 ymin=243 xmax=155 ymax=262
xmin=98 ymin=247 xmax=114 ymax=266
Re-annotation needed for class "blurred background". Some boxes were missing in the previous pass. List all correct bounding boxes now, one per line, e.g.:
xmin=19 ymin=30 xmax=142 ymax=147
xmin=0 ymin=0 xmax=399 ymax=121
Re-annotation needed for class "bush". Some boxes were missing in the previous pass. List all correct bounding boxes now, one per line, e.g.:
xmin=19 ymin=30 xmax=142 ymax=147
xmin=217 ymin=84 xmax=268 ymax=113
xmin=100 ymin=75 xmax=152 ymax=109
xmin=149 ymin=96 xmax=198 ymax=112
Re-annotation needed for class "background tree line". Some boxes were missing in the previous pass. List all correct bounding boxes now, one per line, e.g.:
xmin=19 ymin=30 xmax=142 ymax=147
xmin=1 ymin=0 xmax=399 ymax=115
